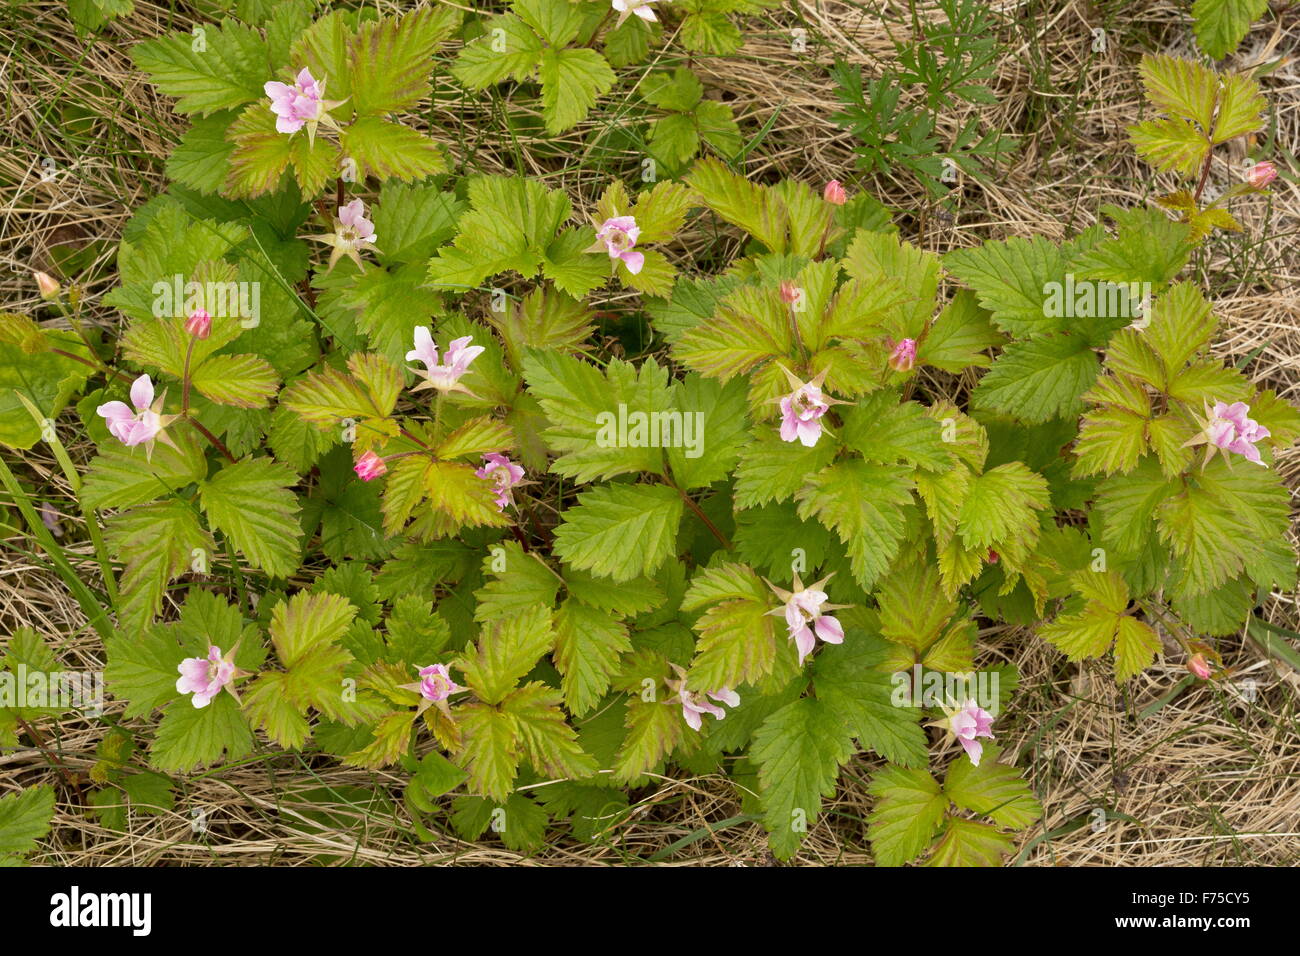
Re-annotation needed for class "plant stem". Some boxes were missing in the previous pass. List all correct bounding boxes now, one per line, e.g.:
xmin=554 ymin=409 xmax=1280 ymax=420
xmin=667 ymin=476 xmax=731 ymax=550
xmin=186 ymin=416 xmax=237 ymax=463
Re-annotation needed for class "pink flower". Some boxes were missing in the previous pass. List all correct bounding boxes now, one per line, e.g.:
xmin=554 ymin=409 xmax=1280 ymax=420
xmin=678 ymin=686 xmax=739 ymax=732
xmin=475 ymin=452 xmax=525 ymax=511
xmin=612 ymin=0 xmax=658 ymax=26
xmin=823 ymin=180 xmax=847 ymax=205
xmin=779 ymin=280 xmax=802 ymax=305
xmin=34 ymin=271 xmax=60 ymax=299
xmin=418 ymin=663 xmax=463 ymax=703
xmin=264 ymin=67 xmax=339 ymax=140
xmin=354 ymin=450 xmax=387 ymax=481
xmin=175 ymin=645 xmax=239 ymax=709
xmin=888 ymin=337 xmax=916 ymax=372
xmin=1188 ymin=654 xmax=1212 ymax=680
xmin=938 ymin=700 xmax=996 ymax=766
xmin=775 ymin=365 xmax=846 ymax=448
xmin=96 ymin=374 xmax=170 ymax=452
xmin=405 ymin=328 xmax=485 ymax=394
xmin=1197 ymin=401 xmax=1271 ymax=466
xmin=766 ymin=574 xmax=848 ymax=665
xmin=309 ymin=199 xmax=379 ymax=271
xmin=1246 ymin=161 xmax=1277 ymax=189
xmin=185 ymin=308 xmax=211 ymax=340
xmin=590 ymin=215 xmax=644 ymax=275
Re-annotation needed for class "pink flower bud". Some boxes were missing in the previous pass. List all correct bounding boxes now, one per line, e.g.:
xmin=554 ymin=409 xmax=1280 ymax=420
xmin=779 ymin=280 xmax=801 ymax=305
xmin=354 ymin=450 xmax=387 ymax=481
xmin=1246 ymin=161 xmax=1277 ymax=189
xmin=1187 ymin=654 xmax=1212 ymax=680
xmin=823 ymin=180 xmax=847 ymax=205
xmin=34 ymin=271 xmax=60 ymax=300
xmin=888 ymin=337 xmax=917 ymax=372
xmin=185 ymin=308 xmax=212 ymax=340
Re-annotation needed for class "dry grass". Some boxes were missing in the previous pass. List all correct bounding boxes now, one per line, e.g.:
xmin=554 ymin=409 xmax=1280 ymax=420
xmin=2 ymin=0 xmax=1299 ymax=865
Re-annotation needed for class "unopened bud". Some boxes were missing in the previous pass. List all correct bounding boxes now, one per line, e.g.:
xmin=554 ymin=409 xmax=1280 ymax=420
xmin=185 ymin=308 xmax=212 ymax=340
xmin=823 ymin=180 xmax=847 ymax=205
xmin=888 ymin=337 xmax=917 ymax=372
xmin=1187 ymin=653 xmax=1212 ymax=680
xmin=1245 ymin=160 xmax=1277 ymax=190
xmin=34 ymin=271 xmax=60 ymax=300
xmin=354 ymin=450 xmax=387 ymax=481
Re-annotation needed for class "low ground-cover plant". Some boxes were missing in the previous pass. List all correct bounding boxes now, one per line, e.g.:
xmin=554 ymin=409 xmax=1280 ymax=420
xmin=6 ymin=1 xmax=1296 ymax=864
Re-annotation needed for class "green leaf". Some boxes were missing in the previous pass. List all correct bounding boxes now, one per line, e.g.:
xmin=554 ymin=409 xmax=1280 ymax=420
xmin=427 ymin=176 xmax=572 ymax=292
xmin=734 ymin=432 xmax=837 ymax=508
xmin=926 ymin=817 xmax=1014 ymax=866
xmin=522 ymin=351 xmax=674 ymax=482
xmin=943 ymin=744 xmax=1042 ymax=829
xmin=538 ymin=47 xmax=615 ymax=134
xmin=451 ymin=15 xmax=541 ymax=90
xmin=666 ymin=374 xmax=749 ymax=488
xmin=474 ymin=542 xmax=561 ymax=623
xmin=843 ymin=392 xmax=950 ymax=470
xmin=0 ymin=785 xmax=55 ymax=863
xmin=1129 ymin=117 xmax=1208 ymax=178
xmin=751 ymin=697 xmax=856 ymax=860
xmin=190 ymin=353 xmax=279 ymax=408
xmin=944 ymin=237 xmax=1065 ymax=338
xmin=552 ymin=483 xmax=683 ymax=582
xmin=919 ymin=289 xmax=1003 ymax=371
xmin=82 ymin=432 xmax=208 ymax=510
xmin=1039 ymin=571 xmax=1160 ymax=680
xmin=133 ymin=19 xmax=268 ymax=115
xmin=454 ymin=704 xmax=519 ymax=800
xmin=867 ymin=764 xmax=946 ymax=866
xmin=553 ymin=599 xmax=632 ymax=717
xmin=348 ymin=7 xmax=460 ymax=114
xmin=613 ymin=697 xmax=686 ymax=784
xmin=150 ymin=693 xmax=254 ymax=771
xmin=340 ymin=116 xmax=447 ymax=182
xmin=1138 ymin=54 xmax=1217 ymax=131
xmin=683 ymin=563 xmax=781 ymax=692
xmin=796 ymin=460 xmax=914 ymax=591
xmin=814 ymin=635 xmax=928 ymax=767
xmin=501 ymin=682 xmax=598 ymax=780
xmin=372 ymin=182 xmax=465 ymax=265
xmin=973 ymin=334 xmax=1100 ymax=424
xmin=673 ymin=282 xmax=792 ymax=380
xmin=199 ymin=457 xmax=302 ymax=578
xmin=458 ymin=604 xmax=554 ymax=705
xmin=107 ymin=500 xmax=211 ymax=633
xmin=167 ymin=113 xmax=237 ymax=193
xmin=956 ymin=462 xmax=1050 ymax=555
